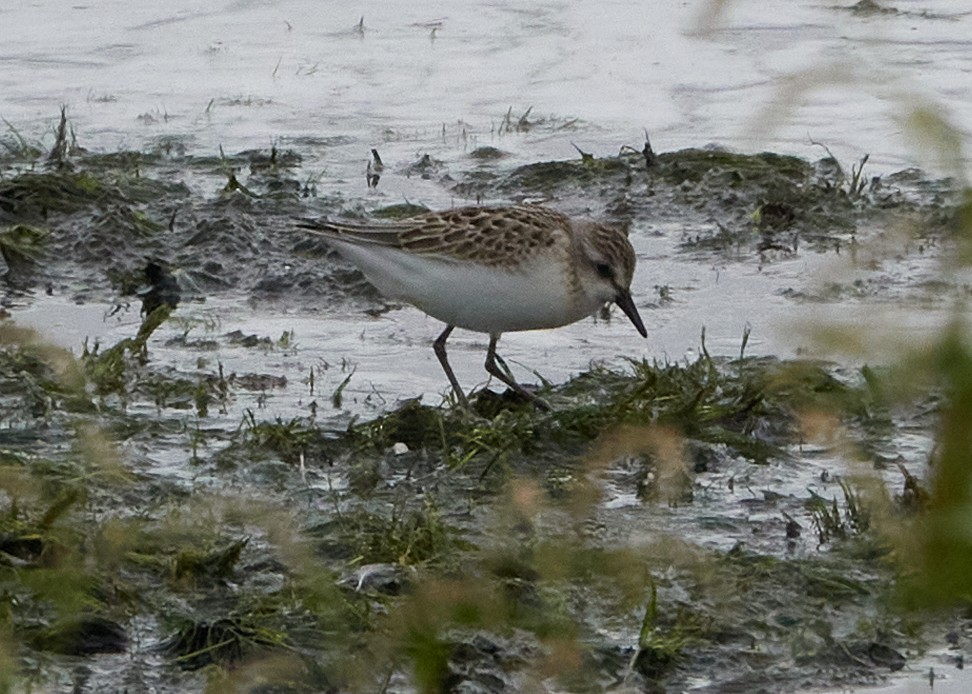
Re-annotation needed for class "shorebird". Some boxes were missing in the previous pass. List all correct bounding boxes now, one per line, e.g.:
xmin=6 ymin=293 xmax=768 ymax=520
xmin=298 ymin=205 xmax=646 ymax=408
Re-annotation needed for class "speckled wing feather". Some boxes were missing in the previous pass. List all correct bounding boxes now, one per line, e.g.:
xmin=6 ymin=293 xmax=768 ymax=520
xmin=298 ymin=205 xmax=573 ymax=267
xmin=296 ymin=217 xmax=415 ymax=248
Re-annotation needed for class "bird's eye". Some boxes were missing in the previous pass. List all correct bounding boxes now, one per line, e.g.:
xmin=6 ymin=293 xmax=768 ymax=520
xmin=595 ymin=262 xmax=614 ymax=280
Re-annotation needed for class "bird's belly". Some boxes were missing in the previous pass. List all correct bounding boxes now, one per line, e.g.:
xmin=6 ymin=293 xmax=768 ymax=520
xmin=399 ymin=260 xmax=599 ymax=334
xmin=339 ymin=244 xmax=600 ymax=334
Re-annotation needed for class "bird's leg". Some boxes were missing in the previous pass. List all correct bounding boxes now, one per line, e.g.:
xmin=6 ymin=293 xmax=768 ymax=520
xmin=490 ymin=351 xmax=518 ymax=385
xmin=483 ymin=334 xmax=551 ymax=410
xmin=433 ymin=324 xmax=469 ymax=408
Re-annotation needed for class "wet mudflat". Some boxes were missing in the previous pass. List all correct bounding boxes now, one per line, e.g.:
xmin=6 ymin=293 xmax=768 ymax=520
xmin=1 ymin=108 xmax=971 ymax=693
xmin=4 ymin=1 xmax=972 ymax=692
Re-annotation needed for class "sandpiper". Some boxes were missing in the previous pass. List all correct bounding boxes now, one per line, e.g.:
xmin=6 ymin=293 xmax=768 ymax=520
xmin=298 ymin=204 xmax=646 ymax=408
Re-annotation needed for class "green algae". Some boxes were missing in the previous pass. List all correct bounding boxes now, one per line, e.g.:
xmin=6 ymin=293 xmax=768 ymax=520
xmin=237 ymin=413 xmax=333 ymax=466
xmin=0 ymin=224 xmax=47 ymax=273
xmin=81 ymin=305 xmax=173 ymax=399
xmin=319 ymin=499 xmax=462 ymax=568
xmin=161 ymin=614 xmax=289 ymax=670
xmin=172 ymin=538 xmax=249 ymax=585
xmin=372 ymin=202 xmax=432 ymax=219
xmin=29 ymin=614 xmax=128 ymax=656
xmin=341 ymin=353 xmax=886 ymax=475
xmin=500 ymin=156 xmax=630 ymax=193
xmin=468 ymin=146 xmax=510 ymax=161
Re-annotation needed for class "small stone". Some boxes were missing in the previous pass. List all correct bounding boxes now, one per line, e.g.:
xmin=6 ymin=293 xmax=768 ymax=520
xmin=391 ymin=442 xmax=409 ymax=456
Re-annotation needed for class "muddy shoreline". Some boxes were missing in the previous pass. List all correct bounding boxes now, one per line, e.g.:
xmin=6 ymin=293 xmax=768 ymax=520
xmin=1 ymin=118 xmax=970 ymax=692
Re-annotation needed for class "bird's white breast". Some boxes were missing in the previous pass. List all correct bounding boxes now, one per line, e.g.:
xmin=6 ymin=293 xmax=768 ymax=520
xmin=329 ymin=239 xmax=604 ymax=334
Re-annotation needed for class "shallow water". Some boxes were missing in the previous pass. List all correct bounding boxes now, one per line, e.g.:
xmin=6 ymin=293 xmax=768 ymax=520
xmin=3 ymin=0 xmax=970 ymax=177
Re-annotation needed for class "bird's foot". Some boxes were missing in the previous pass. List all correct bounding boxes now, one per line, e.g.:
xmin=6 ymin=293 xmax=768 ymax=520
xmin=469 ymin=385 xmax=550 ymax=414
